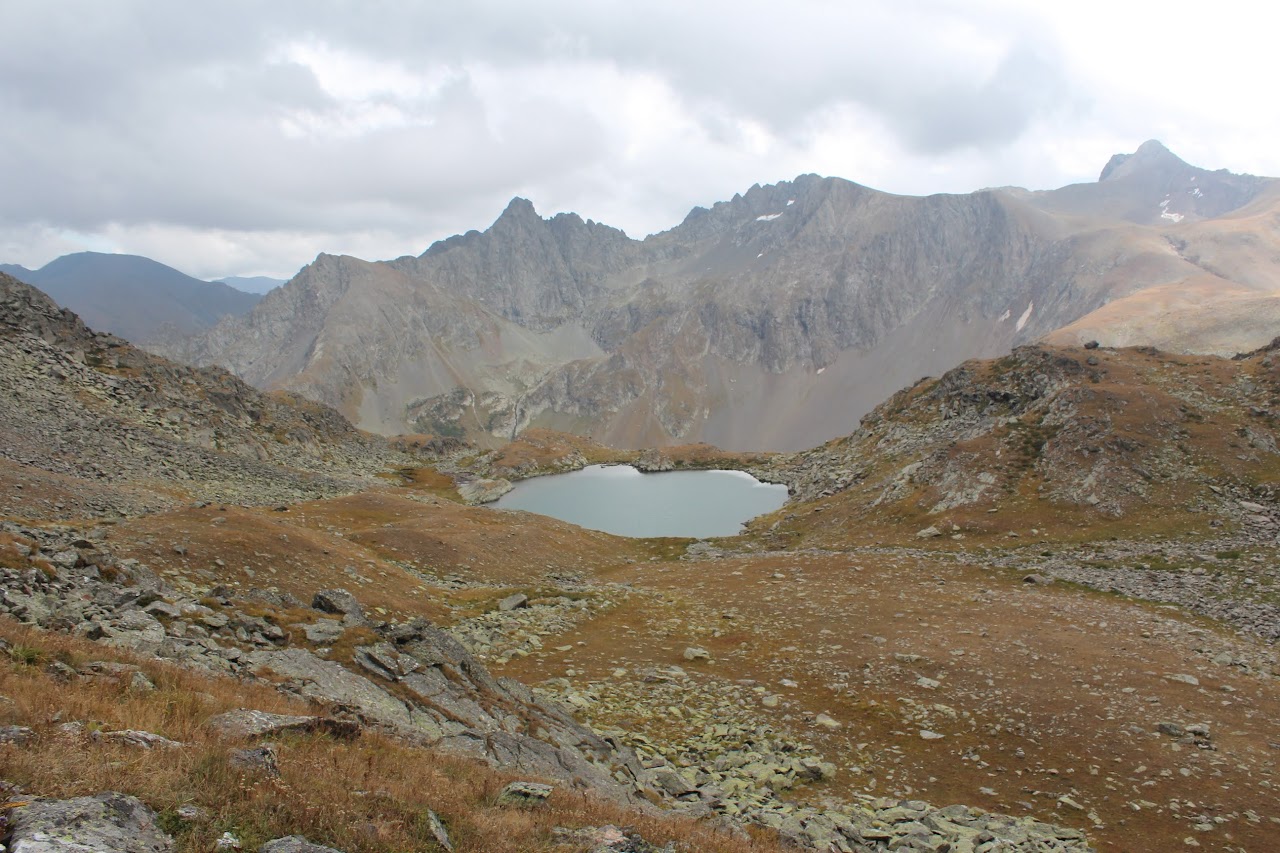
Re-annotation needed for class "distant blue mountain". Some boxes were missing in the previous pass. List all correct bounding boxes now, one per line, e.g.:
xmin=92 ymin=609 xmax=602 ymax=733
xmin=2 ymin=252 xmax=261 ymax=344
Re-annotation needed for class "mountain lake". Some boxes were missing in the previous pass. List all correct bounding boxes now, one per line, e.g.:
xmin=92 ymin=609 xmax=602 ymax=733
xmin=491 ymin=464 xmax=789 ymax=538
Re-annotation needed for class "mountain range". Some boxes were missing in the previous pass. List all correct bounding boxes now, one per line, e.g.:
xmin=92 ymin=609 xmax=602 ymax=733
xmin=1 ymin=252 xmax=264 ymax=345
xmin=135 ymin=142 xmax=1280 ymax=449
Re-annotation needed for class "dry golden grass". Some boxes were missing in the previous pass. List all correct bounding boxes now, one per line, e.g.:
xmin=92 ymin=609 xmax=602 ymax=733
xmin=0 ymin=619 xmax=786 ymax=853
xmin=382 ymin=465 xmax=466 ymax=501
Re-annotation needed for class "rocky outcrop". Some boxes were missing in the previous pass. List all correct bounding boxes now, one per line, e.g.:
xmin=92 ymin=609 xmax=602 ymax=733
xmin=755 ymin=343 xmax=1280 ymax=640
xmin=633 ymin=449 xmax=674 ymax=472
xmin=456 ymin=477 xmax=513 ymax=505
xmin=0 ymin=521 xmax=649 ymax=807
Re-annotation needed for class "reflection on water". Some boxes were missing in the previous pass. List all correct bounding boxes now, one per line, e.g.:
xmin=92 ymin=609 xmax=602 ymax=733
xmin=491 ymin=464 xmax=788 ymax=538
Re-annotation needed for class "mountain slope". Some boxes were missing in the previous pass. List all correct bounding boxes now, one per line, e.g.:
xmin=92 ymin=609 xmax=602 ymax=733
xmin=762 ymin=341 xmax=1280 ymax=552
xmin=0 ymin=271 xmax=414 ymax=518
xmin=8 ymin=252 xmax=261 ymax=344
xmin=168 ymin=143 xmax=1278 ymax=451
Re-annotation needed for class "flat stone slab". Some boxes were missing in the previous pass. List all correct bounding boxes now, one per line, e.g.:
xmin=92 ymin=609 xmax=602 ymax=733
xmin=259 ymin=837 xmax=346 ymax=853
xmin=204 ymin=709 xmax=360 ymax=740
xmin=94 ymin=730 xmax=185 ymax=750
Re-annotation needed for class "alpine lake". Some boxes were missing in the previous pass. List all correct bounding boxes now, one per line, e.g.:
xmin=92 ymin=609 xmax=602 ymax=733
xmin=491 ymin=464 xmax=789 ymax=538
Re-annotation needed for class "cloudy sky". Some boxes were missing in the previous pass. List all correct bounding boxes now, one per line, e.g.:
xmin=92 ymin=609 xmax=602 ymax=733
xmin=1 ymin=0 xmax=1276 ymax=281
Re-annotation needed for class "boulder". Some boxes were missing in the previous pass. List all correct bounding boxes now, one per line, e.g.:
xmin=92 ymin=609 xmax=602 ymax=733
xmin=497 ymin=593 xmax=529 ymax=612
xmin=229 ymin=745 xmax=280 ymax=777
xmin=310 ymin=589 xmax=365 ymax=624
xmin=102 ymin=610 xmax=167 ymax=655
xmin=129 ymin=671 xmax=155 ymax=693
xmin=143 ymin=601 xmax=183 ymax=620
xmin=814 ymin=714 xmax=841 ymax=731
xmin=496 ymin=781 xmax=553 ymax=807
xmin=7 ymin=792 xmax=174 ymax=852
xmin=650 ymin=768 xmax=696 ymax=798
xmin=0 ymin=724 xmax=35 ymax=745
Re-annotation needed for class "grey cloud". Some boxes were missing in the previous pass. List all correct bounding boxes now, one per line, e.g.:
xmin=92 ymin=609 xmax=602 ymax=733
xmin=0 ymin=0 xmax=1236 ymax=277
xmin=892 ymin=40 xmax=1071 ymax=154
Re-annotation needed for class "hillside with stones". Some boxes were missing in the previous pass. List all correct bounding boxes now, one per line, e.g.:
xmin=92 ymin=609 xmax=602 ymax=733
xmin=0 ymin=272 xmax=421 ymax=518
xmin=763 ymin=341 xmax=1280 ymax=524
xmin=164 ymin=142 xmax=1279 ymax=451
xmin=758 ymin=341 xmax=1280 ymax=640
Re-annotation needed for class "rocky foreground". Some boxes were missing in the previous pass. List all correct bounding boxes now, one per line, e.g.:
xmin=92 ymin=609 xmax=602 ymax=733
xmin=1 ymin=520 xmax=1094 ymax=852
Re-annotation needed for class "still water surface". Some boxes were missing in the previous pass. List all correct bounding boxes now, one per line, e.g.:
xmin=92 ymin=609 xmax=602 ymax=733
xmin=492 ymin=464 xmax=788 ymax=538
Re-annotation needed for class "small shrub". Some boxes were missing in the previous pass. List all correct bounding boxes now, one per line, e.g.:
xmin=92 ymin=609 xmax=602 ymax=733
xmin=9 ymin=643 xmax=43 ymax=666
xmin=155 ymin=809 xmax=189 ymax=838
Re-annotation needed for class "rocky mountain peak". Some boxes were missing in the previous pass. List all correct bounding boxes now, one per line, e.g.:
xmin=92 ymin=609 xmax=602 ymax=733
xmin=1099 ymin=139 xmax=1188 ymax=182
xmin=669 ymin=174 xmax=836 ymax=242
xmin=496 ymin=195 xmax=540 ymax=224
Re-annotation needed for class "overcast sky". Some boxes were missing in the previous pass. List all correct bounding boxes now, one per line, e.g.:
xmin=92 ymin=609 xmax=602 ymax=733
xmin=2 ymin=0 xmax=1276 ymax=280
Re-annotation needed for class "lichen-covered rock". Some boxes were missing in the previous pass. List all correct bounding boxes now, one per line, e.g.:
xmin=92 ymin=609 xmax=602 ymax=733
xmin=496 ymin=781 xmax=553 ymax=807
xmin=8 ymin=792 xmax=174 ymax=853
